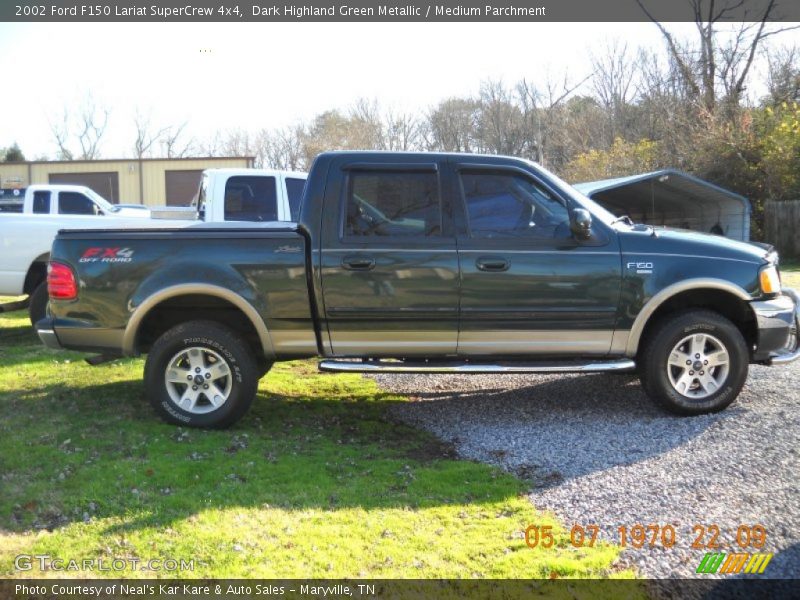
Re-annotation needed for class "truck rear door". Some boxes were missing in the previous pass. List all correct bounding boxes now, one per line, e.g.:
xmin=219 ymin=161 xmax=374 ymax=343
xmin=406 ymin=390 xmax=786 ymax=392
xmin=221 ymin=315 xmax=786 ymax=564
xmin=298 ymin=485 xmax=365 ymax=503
xmin=319 ymin=160 xmax=459 ymax=356
xmin=452 ymin=160 xmax=622 ymax=356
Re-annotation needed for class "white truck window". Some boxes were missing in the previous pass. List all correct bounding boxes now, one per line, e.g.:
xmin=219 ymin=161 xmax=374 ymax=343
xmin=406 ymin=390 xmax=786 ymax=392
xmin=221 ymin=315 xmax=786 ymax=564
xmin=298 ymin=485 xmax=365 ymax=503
xmin=32 ymin=191 xmax=51 ymax=214
xmin=223 ymin=176 xmax=277 ymax=222
xmin=59 ymin=192 xmax=97 ymax=215
xmin=285 ymin=178 xmax=305 ymax=221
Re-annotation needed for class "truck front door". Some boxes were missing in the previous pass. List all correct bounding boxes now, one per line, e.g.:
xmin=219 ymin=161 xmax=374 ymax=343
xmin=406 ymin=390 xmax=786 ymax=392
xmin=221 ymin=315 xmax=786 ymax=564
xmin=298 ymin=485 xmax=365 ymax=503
xmin=453 ymin=162 xmax=621 ymax=356
xmin=320 ymin=162 xmax=459 ymax=356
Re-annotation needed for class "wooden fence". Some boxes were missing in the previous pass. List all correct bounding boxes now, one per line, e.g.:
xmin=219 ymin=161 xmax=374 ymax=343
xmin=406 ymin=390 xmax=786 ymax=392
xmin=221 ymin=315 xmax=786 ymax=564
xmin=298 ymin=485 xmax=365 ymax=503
xmin=764 ymin=201 xmax=800 ymax=259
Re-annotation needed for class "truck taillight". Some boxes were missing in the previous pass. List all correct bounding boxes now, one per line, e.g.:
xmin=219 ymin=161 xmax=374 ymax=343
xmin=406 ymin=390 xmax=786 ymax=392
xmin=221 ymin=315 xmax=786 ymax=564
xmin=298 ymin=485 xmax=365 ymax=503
xmin=47 ymin=262 xmax=78 ymax=300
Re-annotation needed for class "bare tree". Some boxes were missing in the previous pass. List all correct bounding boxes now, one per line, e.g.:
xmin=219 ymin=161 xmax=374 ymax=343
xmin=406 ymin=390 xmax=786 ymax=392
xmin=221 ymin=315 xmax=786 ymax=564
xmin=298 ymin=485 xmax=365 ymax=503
xmin=637 ymin=0 xmax=800 ymax=115
xmin=160 ymin=123 xmax=195 ymax=158
xmin=591 ymin=41 xmax=640 ymax=144
xmin=76 ymin=96 xmax=109 ymax=159
xmin=427 ymin=97 xmax=481 ymax=152
xmin=383 ymin=109 xmax=422 ymax=151
xmin=348 ymin=98 xmax=386 ymax=149
xmin=516 ymin=71 xmax=590 ymax=168
xmin=50 ymin=108 xmax=74 ymax=160
xmin=49 ymin=94 xmax=110 ymax=160
xmin=257 ymin=124 xmax=306 ymax=170
xmin=475 ymin=80 xmax=529 ymax=156
xmin=133 ymin=110 xmax=169 ymax=158
xmin=765 ymin=44 xmax=800 ymax=104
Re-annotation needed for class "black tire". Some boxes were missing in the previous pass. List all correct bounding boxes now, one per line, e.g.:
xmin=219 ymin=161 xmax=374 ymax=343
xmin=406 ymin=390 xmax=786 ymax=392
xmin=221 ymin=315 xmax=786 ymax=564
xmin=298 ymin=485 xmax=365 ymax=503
xmin=28 ymin=281 xmax=49 ymax=326
xmin=257 ymin=361 xmax=274 ymax=379
xmin=144 ymin=320 xmax=258 ymax=428
xmin=640 ymin=309 xmax=748 ymax=416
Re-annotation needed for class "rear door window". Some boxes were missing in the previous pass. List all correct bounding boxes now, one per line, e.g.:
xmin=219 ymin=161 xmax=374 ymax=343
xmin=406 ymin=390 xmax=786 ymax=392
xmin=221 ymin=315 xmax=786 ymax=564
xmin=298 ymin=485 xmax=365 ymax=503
xmin=224 ymin=176 xmax=277 ymax=222
xmin=285 ymin=177 xmax=305 ymax=221
xmin=345 ymin=170 xmax=441 ymax=238
xmin=32 ymin=191 xmax=51 ymax=214
xmin=59 ymin=192 xmax=97 ymax=215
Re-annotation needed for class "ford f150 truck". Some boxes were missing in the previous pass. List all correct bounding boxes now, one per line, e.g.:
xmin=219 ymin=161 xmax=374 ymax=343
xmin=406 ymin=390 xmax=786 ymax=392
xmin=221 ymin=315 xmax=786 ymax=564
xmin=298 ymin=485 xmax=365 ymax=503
xmin=36 ymin=152 xmax=799 ymax=428
xmin=21 ymin=185 xmax=151 ymax=217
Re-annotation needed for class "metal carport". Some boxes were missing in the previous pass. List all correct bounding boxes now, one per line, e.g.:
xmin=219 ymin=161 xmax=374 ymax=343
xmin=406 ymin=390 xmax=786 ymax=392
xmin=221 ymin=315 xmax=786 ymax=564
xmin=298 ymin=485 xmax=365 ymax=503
xmin=574 ymin=169 xmax=751 ymax=241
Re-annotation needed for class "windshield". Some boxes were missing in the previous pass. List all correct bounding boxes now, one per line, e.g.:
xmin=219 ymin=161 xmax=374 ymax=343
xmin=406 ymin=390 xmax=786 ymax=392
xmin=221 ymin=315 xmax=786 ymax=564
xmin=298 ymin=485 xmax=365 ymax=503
xmin=193 ymin=174 xmax=208 ymax=210
xmin=84 ymin=188 xmax=117 ymax=213
xmin=524 ymin=160 xmax=619 ymax=226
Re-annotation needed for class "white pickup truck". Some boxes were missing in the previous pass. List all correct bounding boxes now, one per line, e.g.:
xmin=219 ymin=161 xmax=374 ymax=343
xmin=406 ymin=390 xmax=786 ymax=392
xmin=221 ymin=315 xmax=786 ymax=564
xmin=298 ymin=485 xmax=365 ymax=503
xmin=0 ymin=214 xmax=192 ymax=325
xmin=194 ymin=169 xmax=307 ymax=223
xmin=0 ymin=169 xmax=307 ymax=325
xmin=21 ymin=184 xmax=152 ymax=217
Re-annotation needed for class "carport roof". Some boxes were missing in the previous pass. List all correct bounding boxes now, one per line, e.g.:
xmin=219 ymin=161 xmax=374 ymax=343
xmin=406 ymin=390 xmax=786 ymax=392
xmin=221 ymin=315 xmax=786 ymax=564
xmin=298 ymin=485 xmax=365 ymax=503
xmin=573 ymin=169 xmax=751 ymax=217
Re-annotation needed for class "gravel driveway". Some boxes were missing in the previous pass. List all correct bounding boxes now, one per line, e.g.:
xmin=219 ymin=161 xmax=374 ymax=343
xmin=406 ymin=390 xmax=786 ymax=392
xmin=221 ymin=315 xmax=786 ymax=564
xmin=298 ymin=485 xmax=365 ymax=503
xmin=372 ymin=361 xmax=799 ymax=579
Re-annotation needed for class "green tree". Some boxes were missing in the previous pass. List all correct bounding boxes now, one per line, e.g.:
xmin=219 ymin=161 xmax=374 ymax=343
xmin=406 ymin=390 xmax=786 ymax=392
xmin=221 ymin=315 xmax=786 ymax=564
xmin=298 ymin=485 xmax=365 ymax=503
xmin=2 ymin=142 xmax=25 ymax=162
xmin=563 ymin=137 xmax=661 ymax=182
xmin=759 ymin=102 xmax=800 ymax=201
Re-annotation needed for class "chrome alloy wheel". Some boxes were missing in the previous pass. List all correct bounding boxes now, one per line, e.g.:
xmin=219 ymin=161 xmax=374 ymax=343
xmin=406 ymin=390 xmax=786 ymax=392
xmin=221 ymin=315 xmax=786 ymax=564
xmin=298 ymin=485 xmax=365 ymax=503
xmin=164 ymin=346 xmax=233 ymax=414
xmin=667 ymin=333 xmax=730 ymax=399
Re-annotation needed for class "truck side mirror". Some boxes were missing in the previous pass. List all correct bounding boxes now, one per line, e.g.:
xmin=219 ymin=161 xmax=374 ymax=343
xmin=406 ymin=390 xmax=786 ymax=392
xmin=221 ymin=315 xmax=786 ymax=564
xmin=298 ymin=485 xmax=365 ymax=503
xmin=570 ymin=208 xmax=592 ymax=240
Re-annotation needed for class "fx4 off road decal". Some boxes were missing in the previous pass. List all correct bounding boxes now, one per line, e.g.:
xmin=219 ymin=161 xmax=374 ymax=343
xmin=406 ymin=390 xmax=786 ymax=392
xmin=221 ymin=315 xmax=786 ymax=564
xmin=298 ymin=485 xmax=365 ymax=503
xmin=79 ymin=247 xmax=135 ymax=263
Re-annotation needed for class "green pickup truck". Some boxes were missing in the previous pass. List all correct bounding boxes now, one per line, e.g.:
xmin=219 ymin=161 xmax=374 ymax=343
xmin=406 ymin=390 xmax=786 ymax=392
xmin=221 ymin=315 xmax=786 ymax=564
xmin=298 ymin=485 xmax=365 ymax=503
xmin=37 ymin=151 xmax=799 ymax=427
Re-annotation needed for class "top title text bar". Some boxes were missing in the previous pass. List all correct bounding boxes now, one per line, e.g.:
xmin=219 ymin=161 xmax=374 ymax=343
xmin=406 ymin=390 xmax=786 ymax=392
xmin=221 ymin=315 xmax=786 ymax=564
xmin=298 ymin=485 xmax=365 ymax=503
xmin=4 ymin=0 xmax=800 ymax=22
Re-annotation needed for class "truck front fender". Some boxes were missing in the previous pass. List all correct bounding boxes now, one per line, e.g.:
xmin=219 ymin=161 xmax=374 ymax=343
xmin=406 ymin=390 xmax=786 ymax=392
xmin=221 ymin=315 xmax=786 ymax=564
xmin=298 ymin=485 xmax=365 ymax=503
xmin=623 ymin=278 xmax=753 ymax=357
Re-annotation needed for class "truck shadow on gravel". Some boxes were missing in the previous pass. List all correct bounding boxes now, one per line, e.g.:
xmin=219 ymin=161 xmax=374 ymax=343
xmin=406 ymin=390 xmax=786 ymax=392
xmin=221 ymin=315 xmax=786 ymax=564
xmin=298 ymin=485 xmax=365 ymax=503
xmin=383 ymin=372 xmax=743 ymax=489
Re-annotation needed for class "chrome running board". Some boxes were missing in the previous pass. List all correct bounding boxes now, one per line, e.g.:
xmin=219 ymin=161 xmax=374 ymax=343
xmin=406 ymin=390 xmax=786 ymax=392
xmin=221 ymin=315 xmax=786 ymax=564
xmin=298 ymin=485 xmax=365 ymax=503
xmin=319 ymin=358 xmax=637 ymax=374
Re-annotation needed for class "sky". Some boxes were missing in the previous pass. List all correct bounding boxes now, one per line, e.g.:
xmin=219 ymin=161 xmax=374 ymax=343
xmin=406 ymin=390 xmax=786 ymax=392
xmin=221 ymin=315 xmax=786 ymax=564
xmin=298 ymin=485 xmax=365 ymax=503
xmin=0 ymin=21 xmax=786 ymax=159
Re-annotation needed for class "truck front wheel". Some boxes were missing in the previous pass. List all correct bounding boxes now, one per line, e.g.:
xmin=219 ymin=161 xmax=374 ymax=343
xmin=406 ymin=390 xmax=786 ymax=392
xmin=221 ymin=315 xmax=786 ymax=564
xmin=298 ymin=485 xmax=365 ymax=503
xmin=144 ymin=320 xmax=258 ymax=428
xmin=640 ymin=310 xmax=748 ymax=416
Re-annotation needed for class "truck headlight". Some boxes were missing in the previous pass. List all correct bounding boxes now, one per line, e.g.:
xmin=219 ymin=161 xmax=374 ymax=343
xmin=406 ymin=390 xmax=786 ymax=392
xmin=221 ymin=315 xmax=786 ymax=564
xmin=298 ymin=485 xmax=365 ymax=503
xmin=759 ymin=265 xmax=781 ymax=295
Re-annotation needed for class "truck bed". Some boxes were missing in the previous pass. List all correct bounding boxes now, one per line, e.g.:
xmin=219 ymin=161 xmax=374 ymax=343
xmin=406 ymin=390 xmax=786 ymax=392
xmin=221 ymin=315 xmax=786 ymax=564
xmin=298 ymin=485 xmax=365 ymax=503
xmin=48 ymin=224 xmax=316 ymax=358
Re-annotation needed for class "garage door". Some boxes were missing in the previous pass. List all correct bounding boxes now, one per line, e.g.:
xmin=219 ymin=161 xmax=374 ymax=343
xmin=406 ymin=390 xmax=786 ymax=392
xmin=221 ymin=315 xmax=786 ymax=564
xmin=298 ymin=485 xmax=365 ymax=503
xmin=49 ymin=172 xmax=120 ymax=204
xmin=165 ymin=170 xmax=203 ymax=206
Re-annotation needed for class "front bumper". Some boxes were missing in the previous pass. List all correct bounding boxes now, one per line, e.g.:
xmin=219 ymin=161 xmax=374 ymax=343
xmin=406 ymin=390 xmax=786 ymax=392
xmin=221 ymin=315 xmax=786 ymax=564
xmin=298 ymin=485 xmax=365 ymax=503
xmin=751 ymin=288 xmax=799 ymax=364
xmin=36 ymin=318 xmax=63 ymax=350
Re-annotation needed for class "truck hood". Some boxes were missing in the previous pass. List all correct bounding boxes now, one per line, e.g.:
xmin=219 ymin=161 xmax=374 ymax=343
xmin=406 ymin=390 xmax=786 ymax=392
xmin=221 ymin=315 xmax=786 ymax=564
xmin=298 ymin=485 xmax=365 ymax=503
xmin=114 ymin=206 xmax=152 ymax=217
xmin=622 ymin=226 xmax=772 ymax=264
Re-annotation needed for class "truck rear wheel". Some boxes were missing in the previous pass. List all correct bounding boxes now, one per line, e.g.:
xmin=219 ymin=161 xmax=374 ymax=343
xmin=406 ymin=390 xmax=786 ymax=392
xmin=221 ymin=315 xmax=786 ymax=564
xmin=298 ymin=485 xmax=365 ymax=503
xmin=144 ymin=320 xmax=258 ymax=428
xmin=640 ymin=310 xmax=748 ymax=416
xmin=28 ymin=281 xmax=49 ymax=326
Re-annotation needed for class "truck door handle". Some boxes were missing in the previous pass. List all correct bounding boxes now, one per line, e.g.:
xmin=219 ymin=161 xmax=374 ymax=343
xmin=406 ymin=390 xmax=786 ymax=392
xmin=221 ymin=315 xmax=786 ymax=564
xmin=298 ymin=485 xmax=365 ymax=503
xmin=342 ymin=256 xmax=376 ymax=271
xmin=476 ymin=257 xmax=509 ymax=272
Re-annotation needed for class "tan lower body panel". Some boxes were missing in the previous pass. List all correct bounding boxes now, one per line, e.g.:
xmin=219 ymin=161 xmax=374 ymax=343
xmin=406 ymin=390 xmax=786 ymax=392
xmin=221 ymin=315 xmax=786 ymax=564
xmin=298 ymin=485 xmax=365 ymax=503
xmin=269 ymin=330 xmax=319 ymax=355
xmin=329 ymin=331 xmax=458 ymax=356
xmin=324 ymin=330 xmax=625 ymax=357
xmin=458 ymin=330 xmax=615 ymax=356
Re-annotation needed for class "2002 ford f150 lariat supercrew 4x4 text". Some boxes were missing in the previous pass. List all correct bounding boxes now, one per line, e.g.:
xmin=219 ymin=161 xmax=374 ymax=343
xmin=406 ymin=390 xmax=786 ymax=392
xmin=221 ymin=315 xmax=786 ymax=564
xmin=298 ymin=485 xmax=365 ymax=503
xmin=37 ymin=152 xmax=799 ymax=427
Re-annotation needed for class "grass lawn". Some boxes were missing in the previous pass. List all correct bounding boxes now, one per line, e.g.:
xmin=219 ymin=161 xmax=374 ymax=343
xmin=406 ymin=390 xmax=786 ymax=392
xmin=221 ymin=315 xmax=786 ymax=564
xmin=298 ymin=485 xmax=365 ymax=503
xmin=0 ymin=304 xmax=629 ymax=580
xmin=781 ymin=261 xmax=800 ymax=289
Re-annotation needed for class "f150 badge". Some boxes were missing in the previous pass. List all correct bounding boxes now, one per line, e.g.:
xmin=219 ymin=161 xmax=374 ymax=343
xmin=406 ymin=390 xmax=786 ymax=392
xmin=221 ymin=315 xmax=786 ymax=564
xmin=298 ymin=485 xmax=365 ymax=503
xmin=79 ymin=247 xmax=135 ymax=263
xmin=627 ymin=261 xmax=654 ymax=274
